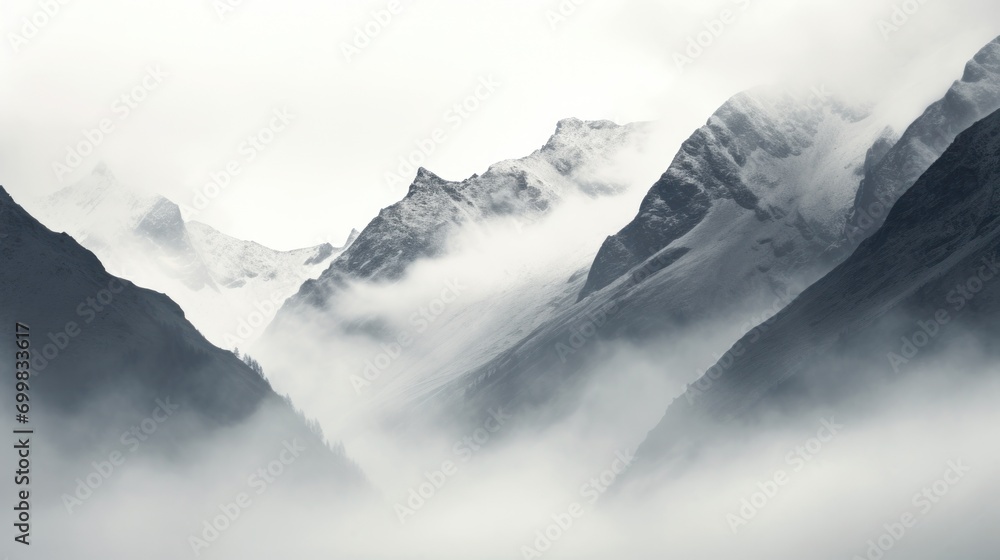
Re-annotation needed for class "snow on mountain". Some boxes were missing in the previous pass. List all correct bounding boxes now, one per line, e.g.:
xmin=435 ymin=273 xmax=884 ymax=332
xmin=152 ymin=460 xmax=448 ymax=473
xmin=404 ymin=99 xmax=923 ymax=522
xmin=0 ymin=185 xmax=369 ymax=555
xmin=435 ymin=86 xmax=891 ymax=422
xmin=631 ymin=105 xmax=1000 ymax=480
xmin=40 ymin=162 xmax=215 ymax=289
xmin=32 ymin=165 xmax=352 ymax=348
xmin=287 ymin=117 xmax=652 ymax=309
xmin=440 ymin=38 xmax=1000 ymax=428
xmin=843 ymin=35 xmax=1000 ymax=246
xmin=257 ymin=118 xmax=664 ymax=436
xmin=581 ymin=86 xmax=886 ymax=299
xmin=0 ymin=183 xmax=342 ymax=438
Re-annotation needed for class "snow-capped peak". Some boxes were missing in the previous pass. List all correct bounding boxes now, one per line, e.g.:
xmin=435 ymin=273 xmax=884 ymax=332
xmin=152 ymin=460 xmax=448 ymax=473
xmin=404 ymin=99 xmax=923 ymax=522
xmin=33 ymin=164 xmax=347 ymax=348
xmin=843 ymin=35 xmax=1000 ymax=245
xmin=578 ymin=85 xmax=885 ymax=299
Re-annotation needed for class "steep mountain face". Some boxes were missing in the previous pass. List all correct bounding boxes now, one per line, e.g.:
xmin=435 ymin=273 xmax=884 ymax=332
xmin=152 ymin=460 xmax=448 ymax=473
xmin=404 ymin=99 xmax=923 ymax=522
xmin=0 ymin=186 xmax=367 ymax=510
xmin=33 ymin=165 xmax=350 ymax=348
xmin=579 ymin=88 xmax=886 ymax=300
xmin=633 ymin=107 xmax=1000 ymax=475
xmin=442 ymin=38 xmax=1000 ymax=429
xmin=442 ymin=87 xmax=891 ymax=421
xmin=284 ymin=118 xmax=651 ymax=311
xmin=843 ymin=35 xmax=1000 ymax=245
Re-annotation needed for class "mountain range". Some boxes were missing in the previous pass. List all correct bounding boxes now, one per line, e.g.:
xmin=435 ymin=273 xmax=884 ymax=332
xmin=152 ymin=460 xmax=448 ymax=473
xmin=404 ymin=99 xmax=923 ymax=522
xmin=435 ymin=35 xmax=1000 ymax=427
xmin=5 ymin=30 xmax=1000 ymax=560
xmin=31 ymin=164 xmax=356 ymax=348
xmin=0 ymin=185 xmax=370 ymax=557
xmin=626 ymin=102 xmax=1000 ymax=500
xmin=256 ymin=117 xmax=664 ymax=429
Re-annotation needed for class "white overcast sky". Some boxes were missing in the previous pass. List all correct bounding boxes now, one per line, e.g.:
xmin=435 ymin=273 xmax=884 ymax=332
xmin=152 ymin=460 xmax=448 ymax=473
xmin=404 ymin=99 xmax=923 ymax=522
xmin=1 ymin=0 xmax=999 ymax=249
